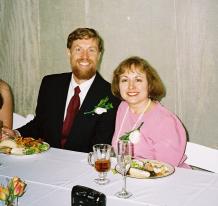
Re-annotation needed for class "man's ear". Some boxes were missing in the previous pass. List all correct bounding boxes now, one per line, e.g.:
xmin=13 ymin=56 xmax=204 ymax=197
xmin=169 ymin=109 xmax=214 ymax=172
xmin=98 ymin=52 xmax=102 ymax=61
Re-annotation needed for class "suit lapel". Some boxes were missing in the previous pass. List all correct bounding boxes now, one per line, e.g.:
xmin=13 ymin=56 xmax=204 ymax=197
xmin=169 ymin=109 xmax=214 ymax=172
xmin=79 ymin=73 xmax=103 ymax=115
xmin=55 ymin=73 xmax=72 ymax=136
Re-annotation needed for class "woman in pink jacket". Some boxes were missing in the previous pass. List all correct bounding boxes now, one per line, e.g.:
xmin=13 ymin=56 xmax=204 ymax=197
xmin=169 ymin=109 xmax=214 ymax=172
xmin=111 ymin=56 xmax=189 ymax=168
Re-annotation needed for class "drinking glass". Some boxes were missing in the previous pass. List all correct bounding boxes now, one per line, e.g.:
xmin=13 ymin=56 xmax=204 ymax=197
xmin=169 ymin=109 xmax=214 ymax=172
xmin=88 ymin=144 xmax=111 ymax=185
xmin=115 ymin=141 xmax=133 ymax=198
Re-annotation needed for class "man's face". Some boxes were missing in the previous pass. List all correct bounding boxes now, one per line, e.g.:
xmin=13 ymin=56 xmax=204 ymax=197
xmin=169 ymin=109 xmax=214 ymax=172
xmin=68 ymin=38 xmax=101 ymax=83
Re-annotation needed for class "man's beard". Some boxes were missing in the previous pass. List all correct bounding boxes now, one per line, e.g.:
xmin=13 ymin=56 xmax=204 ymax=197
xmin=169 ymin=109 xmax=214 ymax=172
xmin=72 ymin=62 xmax=96 ymax=80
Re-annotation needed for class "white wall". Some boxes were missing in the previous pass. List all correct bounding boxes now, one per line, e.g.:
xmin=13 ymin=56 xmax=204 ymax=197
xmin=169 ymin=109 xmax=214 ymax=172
xmin=1 ymin=0 xmax=218 ymax=148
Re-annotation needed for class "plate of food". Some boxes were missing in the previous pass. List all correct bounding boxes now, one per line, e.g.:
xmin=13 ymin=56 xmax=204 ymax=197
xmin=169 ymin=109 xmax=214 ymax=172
xmin=0 ymin=136 xmax=50 ymax=156
xmin=115 ymin=159 xmax=174 ymax=179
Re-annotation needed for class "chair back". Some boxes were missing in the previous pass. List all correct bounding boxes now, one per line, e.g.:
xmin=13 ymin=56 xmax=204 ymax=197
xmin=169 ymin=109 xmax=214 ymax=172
xmin=185 ymin=142 xmax=218 ymax=173
xmin=13 ymin=113 xmax=34 ymax=129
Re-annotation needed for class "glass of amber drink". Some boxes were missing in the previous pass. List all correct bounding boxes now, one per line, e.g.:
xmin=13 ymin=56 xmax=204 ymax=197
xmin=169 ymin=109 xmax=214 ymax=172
xmin=88 ymin=144 xmax=111 ymax=185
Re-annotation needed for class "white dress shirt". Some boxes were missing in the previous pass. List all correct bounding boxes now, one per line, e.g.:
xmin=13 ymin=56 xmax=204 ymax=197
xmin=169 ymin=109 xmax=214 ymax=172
xmin=63 ymin=74 xmax=96 ymax=120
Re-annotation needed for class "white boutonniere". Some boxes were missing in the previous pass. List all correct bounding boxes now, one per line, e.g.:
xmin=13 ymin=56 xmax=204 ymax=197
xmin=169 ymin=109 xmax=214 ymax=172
xmin=84 ymin=96 xmax=113 ymax=115
xmin=119 ymin=122 xmax=144 ymax=144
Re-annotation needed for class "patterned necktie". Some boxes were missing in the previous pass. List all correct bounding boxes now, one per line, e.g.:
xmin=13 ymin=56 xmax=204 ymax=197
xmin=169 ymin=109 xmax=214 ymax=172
xmin=61 ymin=86 xmax=80 ymax=148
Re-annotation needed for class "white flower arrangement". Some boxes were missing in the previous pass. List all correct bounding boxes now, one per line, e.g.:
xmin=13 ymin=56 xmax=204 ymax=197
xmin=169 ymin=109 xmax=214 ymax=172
xmin=84 ymin=96 xmax=113 ymax=115
xmin=119 ymin=122 xmax=143 ymax=144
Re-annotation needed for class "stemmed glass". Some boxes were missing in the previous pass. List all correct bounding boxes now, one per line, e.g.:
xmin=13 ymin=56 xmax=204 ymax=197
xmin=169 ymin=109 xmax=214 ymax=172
xmin=115 ymin=140 xmax=133 ymax=198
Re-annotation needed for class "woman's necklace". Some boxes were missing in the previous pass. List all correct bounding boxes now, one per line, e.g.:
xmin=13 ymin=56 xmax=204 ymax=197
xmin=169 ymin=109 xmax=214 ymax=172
xmin=116 ymin=98 xmax=151 ymax=142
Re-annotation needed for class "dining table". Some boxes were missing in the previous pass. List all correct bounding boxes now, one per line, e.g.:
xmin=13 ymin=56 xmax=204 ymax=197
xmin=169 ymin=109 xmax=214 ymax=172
xmin=0 ymin=147 xmax=218 ymax=206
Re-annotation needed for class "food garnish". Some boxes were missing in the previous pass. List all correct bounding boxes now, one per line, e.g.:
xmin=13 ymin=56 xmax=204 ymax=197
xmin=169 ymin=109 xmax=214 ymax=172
xmin=0 ymin=136 xmax=49 ymax=155
xmin=128 ymin=159 xmax=170 ymax=178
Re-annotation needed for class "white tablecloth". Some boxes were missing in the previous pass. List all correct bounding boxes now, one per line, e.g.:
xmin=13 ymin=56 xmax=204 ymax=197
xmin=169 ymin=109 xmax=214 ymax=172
xmin=0 ymin=148 xmax=218 ymax=206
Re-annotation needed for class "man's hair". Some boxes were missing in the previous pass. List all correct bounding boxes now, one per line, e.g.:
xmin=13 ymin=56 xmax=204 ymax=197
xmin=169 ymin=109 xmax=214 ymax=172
xmin=67 ymin=28 xmax=103 ymax=52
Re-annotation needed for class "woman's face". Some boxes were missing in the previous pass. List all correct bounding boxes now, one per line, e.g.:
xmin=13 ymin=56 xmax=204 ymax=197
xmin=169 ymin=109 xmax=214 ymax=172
xmin=119 ymin=66 xmax=149 ymax=108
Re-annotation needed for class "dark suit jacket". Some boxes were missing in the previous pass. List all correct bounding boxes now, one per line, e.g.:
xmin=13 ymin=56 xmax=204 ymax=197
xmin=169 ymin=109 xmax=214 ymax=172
xmin=18 ymin=72 xmax=120 ymax=153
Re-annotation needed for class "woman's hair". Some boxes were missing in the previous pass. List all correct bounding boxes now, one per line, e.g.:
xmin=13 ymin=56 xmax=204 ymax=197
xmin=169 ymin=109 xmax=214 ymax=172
xmin=111 ymin=56 xmax=166 ymax=101
xmin=67 ymin=28 xmax=104 ymax=53
xmin=0 ymin=93 xmax=3 ymax=109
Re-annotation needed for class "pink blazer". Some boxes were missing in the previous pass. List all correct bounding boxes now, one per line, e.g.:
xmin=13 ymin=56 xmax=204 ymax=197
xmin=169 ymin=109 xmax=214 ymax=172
xmin=112 ymin=101 xmax=190 ymax=168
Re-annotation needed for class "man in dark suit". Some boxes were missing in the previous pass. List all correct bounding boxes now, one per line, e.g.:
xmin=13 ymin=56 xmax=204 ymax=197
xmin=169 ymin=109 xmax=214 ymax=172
xmin=5 ymin=28 xmax=120 ymax=153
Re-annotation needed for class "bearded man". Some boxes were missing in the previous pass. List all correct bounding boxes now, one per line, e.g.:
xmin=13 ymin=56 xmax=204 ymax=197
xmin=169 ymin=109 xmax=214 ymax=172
xmin=6 ymin=28 xmax=120 ymax=152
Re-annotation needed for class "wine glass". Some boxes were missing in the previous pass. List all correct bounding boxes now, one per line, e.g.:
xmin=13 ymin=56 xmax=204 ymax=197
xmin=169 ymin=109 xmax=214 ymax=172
xmin=88 ymin=144 xmax=111 ymax=185
xmin=115 ymin=140 xmax=133 ymax=198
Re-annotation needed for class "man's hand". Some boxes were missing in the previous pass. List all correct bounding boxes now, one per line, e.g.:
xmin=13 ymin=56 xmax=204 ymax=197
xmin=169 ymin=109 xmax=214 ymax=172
xmin=1 ymin=127 xmax=19 ymax=140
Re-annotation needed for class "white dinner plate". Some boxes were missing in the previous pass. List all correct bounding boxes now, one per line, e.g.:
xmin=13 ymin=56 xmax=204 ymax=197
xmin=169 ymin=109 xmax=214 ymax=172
xmin=0 ymin=141 xmax=50 ymax=156
xmin=115 ymin=159 xmax=175 ymax=179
